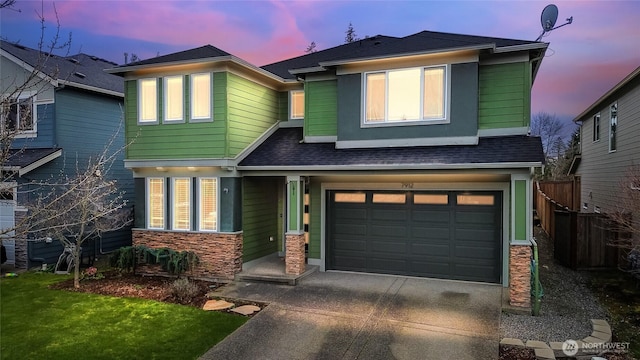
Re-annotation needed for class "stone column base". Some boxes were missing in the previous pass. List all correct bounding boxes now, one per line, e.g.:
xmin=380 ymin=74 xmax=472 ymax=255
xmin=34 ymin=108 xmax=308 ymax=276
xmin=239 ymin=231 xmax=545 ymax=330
xmin=285 ymin=233 xmax=306 ymax=275
xmin=509 ymin=244 xmax=532 ymax=308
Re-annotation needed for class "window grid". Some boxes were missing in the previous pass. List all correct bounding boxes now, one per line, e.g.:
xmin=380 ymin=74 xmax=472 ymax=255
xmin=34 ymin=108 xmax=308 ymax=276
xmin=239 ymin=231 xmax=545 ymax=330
xmin=199 ymin=178 xmax=217 ymax=231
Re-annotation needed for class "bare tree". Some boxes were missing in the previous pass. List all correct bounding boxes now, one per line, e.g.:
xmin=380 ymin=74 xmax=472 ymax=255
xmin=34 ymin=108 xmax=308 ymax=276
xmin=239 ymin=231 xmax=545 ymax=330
xmin=345 ymin=22 xmax=359 ymax=43
xmin=24 ymin=130 xmax=132 ymax=288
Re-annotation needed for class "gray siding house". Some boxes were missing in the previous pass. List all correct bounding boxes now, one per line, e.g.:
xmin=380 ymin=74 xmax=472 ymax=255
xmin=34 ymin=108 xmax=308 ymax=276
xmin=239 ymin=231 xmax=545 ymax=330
xmin=0 ymin=40 xmax=133 ymax=268
xmin=571 ymin=66 xmax=640 ymax=214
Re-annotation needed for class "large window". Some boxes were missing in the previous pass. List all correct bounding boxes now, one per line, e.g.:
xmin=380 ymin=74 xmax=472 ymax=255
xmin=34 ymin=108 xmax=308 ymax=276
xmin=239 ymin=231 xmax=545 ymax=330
xmin=164 ymin=76 xmax=184 ymax=122
xmin=609 ymin=102 xmax=617 ymax=152
xmin=138 ymin=78 xmax=157 ymax=123
xmin=172 ymin=178 xmax=191 ymax=230
xmin=290 ymin=90 xmax=304 ymax=119
xmin=592 ymin=113 xmax=600 ymax=142
xmin=190 ymin=73 xmax=211 ymax=120
xmin=2 ymin=95 xmax=35 ymax=133
xmin=364 ymin=65 xmax=447 ymax=124
xmin=147 ymin=178 xmax=165 ymax=229
xmin=198 ymin=178 xmax=217 ymax=231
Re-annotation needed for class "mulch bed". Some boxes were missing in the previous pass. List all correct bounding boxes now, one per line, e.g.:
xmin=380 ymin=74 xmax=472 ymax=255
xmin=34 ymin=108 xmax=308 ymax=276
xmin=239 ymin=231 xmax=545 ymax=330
xmin=499 ymin=345 xmax=535 ymax=360
xmin=48 ymin=271 xmax=267 ymax=316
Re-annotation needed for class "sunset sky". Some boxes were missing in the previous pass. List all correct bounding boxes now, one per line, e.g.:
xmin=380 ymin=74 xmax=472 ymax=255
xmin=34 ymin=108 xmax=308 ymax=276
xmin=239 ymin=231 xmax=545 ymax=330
xmin=2 ymin=0 xmax=639 ymax=128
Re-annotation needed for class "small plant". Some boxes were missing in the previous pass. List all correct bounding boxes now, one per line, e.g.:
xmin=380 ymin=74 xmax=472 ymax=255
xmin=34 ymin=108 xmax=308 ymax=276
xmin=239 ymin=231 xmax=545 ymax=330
xmin=171 ymin=277 xmax=200 ymax=304
xmin=80 ymin=266 xmax=104 ymax=280
xmin=110 ymin=245 xmax=199 ymax=276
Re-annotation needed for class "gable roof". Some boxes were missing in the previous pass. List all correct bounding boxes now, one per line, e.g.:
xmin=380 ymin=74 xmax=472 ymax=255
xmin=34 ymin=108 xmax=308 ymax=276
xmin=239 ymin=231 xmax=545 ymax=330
xmin=117 ymin=45 xmax=232 ymax=67
xmin=0 ymin=40 xmax=123 ymax=96
xmin=262 ymin=30 xmax=546 ymax=79
xmin=573 ymin=66 xmax=640 ymax=122
xmin=238 ymin=127 xmax=544 ymax=170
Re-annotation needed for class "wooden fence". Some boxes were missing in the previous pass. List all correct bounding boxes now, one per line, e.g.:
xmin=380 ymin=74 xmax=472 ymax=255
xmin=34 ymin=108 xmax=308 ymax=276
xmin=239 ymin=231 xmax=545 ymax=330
xmin=535 ymin=182 xmax=623 ymax=269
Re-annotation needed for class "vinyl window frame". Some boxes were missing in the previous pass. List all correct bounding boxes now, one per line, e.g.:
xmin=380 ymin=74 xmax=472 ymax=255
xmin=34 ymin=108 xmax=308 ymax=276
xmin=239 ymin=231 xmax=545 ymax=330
xmin=146 ymin=177 xmax=165 ymax=229
xmin=190 ymin=72 xmax=212 ymax=122
xmin=138 ymin=78 xmax=158 ymax=124
xmin=163 ymin=75 xmax=184 ymax=123
xmin=290 ymin=90 xmax=305 ymax=120
xmin=2 ymin=90 xmax=37 ymax=137
xmin=592 ymin=113 xmax=600 ymax=142
xmin=198 ymin=177 xmax=218 ymax=232
xmin=171 ymin=177 xmax=192 ymax=231
xmin=609 ymin=101 xmax=617 ymax=153
xmin=361 ymin=64 xmax=450 ymax=127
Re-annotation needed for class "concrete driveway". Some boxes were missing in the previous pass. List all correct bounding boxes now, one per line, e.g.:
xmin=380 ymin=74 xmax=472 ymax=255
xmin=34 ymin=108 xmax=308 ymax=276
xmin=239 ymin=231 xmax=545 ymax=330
xmin=200 ymin=272 xmax=502 ymax=360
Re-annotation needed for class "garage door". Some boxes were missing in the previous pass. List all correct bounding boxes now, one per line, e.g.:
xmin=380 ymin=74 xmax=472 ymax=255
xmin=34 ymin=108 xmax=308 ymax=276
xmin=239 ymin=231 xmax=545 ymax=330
xmin=327 ymin=190 xmax=502 ymax=283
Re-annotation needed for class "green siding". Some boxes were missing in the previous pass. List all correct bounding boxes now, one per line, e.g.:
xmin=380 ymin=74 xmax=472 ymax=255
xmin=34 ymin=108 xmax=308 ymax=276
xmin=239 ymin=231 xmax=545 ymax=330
xmin=514 ymin=180 xmax=527 ymax=241
xmin=308 ymin=181 xmax=321 ymax=259
xmin=305 ymin=80 xmax=338 ymax=137
xmin=242 ymin=177 xmax=279 ymax=262
xmin=478 ymin=62 xmax=531 ymax=129
xmin=278 ymin=91 xmax=288 ymax=121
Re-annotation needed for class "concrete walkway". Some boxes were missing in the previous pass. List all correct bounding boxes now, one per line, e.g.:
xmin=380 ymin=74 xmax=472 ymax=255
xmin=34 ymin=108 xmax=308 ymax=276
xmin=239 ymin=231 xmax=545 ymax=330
xmin=201 ymin=272 xmax=502 ymax=360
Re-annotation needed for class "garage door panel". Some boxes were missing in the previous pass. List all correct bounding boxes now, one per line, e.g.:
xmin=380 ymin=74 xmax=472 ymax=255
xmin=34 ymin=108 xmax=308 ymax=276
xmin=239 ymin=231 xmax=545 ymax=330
xmin=328 ymin=190 xmax=501 ymax=283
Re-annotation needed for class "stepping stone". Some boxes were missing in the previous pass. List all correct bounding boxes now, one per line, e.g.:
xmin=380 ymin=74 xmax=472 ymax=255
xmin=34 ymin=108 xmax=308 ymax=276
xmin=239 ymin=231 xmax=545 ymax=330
xmin=203 ymin=299 xmax=234 ymax=311
xmin=591 ymin=330 xmax=612 ymax=343
xmin=590 ymin=319 xmax=609 ymax=327
xmin=526 ymin=340 xmax=550 ymax=349
xmin=500 ymin=338 xmax=525 ymax=347
xmin=534 ymin=347 xmax=556 ymax=360
xmin=230 ymin=305 xmax=261 ymax=315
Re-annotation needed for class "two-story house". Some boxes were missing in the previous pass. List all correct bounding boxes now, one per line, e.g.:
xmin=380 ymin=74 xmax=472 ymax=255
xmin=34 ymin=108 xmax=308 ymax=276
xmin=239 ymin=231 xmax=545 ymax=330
xmin=0 ymin=40 xmax=134 ymax=269
xmin=571 ymin=66 xmax=640 ymax=215
xmin=109 ymin=31 xmax=547 ymax=310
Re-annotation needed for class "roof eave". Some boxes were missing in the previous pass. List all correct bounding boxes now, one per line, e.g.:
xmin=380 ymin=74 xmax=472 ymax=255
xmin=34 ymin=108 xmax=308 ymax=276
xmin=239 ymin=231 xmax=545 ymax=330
xmin=59 ymin=80 xmax=124 ymax=97
xmin=237 ymin=162 xmax=544 ymax=171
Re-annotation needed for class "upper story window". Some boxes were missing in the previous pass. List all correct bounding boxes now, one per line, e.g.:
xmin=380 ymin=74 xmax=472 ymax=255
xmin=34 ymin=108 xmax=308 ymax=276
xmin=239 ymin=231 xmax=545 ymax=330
xmin=147 ymin=177 xmax=165 ymax=229
xmin=592 ymin=113 xmax=600 ymax=142
xmin=1 ymin=94 xmax=36 ymax=134
xmin=364 ymin=65 xmax=448 ymax=125
xmin=609 ymin=102 xmax=617 ymax=152
xmin=164 ymin=75 xmax=184 ymax=122
xmin=290 ymin=90 xmax=304 ymax=119
xmin=138 ymin=78 xmax=158 ymax=124
xmin=190 ymin=73 xmax=211 ymax=121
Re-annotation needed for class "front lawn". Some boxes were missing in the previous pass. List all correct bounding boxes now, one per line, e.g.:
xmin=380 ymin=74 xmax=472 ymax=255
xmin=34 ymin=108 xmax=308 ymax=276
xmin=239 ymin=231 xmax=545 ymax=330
xmin=0 ymin=271 xmax=247 ymax=359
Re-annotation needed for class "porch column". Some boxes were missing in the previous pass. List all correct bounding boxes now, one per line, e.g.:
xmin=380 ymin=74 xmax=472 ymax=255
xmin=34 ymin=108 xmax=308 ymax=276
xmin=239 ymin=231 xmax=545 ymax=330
xmin=285 ymin=176 xmax=305 ymax=275
xmin=509 ymin=175 xmax=532 ymax=309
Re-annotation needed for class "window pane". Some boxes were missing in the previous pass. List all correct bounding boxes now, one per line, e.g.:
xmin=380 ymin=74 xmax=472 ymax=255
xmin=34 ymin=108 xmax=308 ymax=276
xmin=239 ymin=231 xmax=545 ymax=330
xmin=5 ymin=103 xmax=17 ymax=131
xmin=291 ymin=91 xmax=304 ymax=119
xmin=457 ymin=195 xmax=494 ymax=205
xmin=424 ymin=67 xmax=445 ymax=119
xmin=139 ymin=79 xmax=157 ymax=122
xmin=414 ymin=194 xmax=448 ymax=205
xmin=199 ymin=178 xmax=217 ymax=231
xmin=366 ymin=73 xmax=385 ymax=122
xmin=372 ymin=193 xmax=406 ymax=204
xmin=388 ymin=68 xmax=420 ymax=121
xmin=173 ymin=178 xmax=191 ymax=230
xmin=191 ymin=73 xmax=211 ymax=119
xmin=335 ymin=193 xmax=366 ymax=203
xmin=148 ymin=178 xmax=164 ymax=228
xmin=165 ymin=76 xmax=183 ymax=121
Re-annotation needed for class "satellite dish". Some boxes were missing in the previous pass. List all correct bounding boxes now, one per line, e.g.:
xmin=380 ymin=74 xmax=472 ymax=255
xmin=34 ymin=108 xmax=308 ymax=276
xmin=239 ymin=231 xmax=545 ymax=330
xmin=536 ymin=4 xmax=573 ymax=41
xmin=541 ymin=4 xmax=558 ymax=31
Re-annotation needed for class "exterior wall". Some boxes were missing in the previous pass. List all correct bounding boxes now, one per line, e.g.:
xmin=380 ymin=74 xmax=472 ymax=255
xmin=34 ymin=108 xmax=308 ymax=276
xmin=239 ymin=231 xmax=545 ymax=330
xmin=242 ymin=177 xmax=279 ymax=262
xmin=478 ymin=62 xmax=530 ymax=130
xmin=336 ymin=63 xmax=479 ymax=142
xmin=509 ymin=244 xmax=531 ymax=308
xmin=10 ymin=102 xmax=55 ymax=148
xmin=133 ymin=229 xmax=242 ymax=280
xmin=0 ymin=56 xmax=55 ymax=99
xmin=308 ymin=180 xmax=321 ymax=259
xmin=577 ymin=78 xmax=640 ymax=213
xmin=227 ymin=72 xmax=280 ymax=156
xmin=304 ymin=79 xmax=338 ymax=137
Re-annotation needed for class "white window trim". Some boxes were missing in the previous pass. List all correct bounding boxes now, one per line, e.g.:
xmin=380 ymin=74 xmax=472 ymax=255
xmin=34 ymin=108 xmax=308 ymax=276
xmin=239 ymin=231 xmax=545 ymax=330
xmin=146 ymin=177 xmax=165 ymax=230
xmin=189 ymin=73 xmax=213 ymax=122
xmin=3 ymin=90 xmax=38 ymax=138
xmin=592 ymin=112 xmax=600 ymax=142
xmin=163 ymin=75 xmax=184 ymax=123
xmin=171 ymin=177 xmax=192 ymax=231
xmin=361 ymin=64 xmax=450 ymax=127
xmin=197 ymin=177 xmax=218 ymax=232
xmin=138 ymin=78 xmax=158 ymax=124
xmin=290 ymin=90 xmax=304 ymax=120
xmin=609 ymin=101 xmax=617 ymax=153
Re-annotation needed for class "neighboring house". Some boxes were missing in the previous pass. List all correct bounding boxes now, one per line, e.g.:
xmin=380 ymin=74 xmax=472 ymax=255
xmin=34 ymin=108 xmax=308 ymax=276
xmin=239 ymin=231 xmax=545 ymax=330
xmin=0 ymin=40 xmax=133 ymax=269
xmin=108 ymin=30 xmax=548 ymax=309
xmin=570 ymin=66 xmax=640 ymax=214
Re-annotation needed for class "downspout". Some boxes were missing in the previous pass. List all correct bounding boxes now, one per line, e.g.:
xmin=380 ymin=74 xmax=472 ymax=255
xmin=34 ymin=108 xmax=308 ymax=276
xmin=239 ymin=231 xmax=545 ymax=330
xmin=530 ymin=237 xmax=543 ymax=316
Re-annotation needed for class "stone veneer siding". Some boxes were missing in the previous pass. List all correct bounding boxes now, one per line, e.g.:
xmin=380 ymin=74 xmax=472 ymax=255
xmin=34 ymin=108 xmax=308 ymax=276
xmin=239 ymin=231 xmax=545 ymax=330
xmin=285 ymin=233 xmax=306 ymax=275
xmin=509 ymin=244 xmax=532 ymax=308
xmin=132 ymin=229 xmax=242 ymax=281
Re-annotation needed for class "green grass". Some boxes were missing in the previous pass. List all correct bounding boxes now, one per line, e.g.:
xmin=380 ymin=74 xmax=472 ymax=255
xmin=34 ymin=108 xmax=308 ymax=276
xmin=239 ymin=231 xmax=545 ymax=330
xmin=0 ymin=271 xmax=247 ymax=359
xmin=586 ymin=269 xmax=640 ymax=359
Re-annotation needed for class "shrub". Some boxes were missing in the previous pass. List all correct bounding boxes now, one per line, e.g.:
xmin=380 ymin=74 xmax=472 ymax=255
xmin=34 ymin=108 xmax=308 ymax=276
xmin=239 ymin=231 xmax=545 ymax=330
xmin=171 ymin=277 xmax=200 ymax=304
